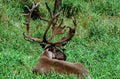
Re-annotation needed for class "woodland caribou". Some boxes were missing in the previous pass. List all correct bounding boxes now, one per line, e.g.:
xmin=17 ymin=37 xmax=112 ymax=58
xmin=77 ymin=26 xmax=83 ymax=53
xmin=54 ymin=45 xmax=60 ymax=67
xmin=23 ymin=2 xmax=91 ymax=79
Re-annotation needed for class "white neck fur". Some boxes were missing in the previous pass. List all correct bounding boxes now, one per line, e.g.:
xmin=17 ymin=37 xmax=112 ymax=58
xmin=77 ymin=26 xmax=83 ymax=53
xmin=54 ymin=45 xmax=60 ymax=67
xmin=46 ymin=49 xmax=55 ymax=59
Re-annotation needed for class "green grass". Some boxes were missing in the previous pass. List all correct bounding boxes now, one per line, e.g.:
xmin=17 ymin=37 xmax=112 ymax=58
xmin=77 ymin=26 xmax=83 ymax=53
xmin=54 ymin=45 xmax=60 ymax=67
xmin=0 ymin=0 xmax=120 ymax=79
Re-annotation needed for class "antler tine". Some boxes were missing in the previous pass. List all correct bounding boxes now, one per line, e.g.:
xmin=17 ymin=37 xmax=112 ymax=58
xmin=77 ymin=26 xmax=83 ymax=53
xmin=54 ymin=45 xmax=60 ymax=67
xmin=29 ymin=2 xmax=40 ymax=14
xmin=45 ymin=2 xmax=53 ymax=18
xmin=23 ymin=2 xmax=42 ymax=43
xmin=72 ymin=17 xmax=77 ymax=29
xmin=25 ymin=5 xmax=31 ymax=12
xmin=39 ymin=16 xmax=49 ymax=22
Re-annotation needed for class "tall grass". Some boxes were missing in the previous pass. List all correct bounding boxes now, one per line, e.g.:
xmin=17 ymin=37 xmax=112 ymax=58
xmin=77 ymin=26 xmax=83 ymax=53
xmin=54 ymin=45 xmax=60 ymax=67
xmin=0 ymin=0 xmax=120 ymax=79
xmin=90 ymin=0 xmax=120 ymax=16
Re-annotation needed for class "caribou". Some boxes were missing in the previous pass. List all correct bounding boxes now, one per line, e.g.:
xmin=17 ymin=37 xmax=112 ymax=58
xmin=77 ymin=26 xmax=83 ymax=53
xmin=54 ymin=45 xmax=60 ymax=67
xmin=23 ymin=2 xmax=91 ymax=79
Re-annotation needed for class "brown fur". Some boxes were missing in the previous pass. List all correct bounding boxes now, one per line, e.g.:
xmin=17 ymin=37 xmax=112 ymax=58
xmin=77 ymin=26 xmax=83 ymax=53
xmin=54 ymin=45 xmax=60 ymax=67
xmin=33 ymin=49 xmax=91 ymax=79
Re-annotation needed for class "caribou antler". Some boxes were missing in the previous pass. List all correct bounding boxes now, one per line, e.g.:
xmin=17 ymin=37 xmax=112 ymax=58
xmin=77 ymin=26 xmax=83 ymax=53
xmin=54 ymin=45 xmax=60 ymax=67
xmin=23 ymin=2 xmax=76 ymax=48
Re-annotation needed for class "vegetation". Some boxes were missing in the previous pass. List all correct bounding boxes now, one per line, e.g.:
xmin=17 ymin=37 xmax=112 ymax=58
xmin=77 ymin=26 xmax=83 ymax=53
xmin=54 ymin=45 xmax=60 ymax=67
xmin=0 ymin=0 xmax=120 ymax=79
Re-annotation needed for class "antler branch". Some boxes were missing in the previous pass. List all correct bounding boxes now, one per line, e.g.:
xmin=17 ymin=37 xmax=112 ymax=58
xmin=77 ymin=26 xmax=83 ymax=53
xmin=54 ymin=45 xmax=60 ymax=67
xmin=45 ymin=2 xmax=53 ymax=18
xmin=23 ymin=2 xmax=42 ymax=43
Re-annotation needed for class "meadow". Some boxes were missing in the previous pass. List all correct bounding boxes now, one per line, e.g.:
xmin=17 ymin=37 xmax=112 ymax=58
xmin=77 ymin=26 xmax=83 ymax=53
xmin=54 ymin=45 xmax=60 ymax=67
xmin=0 ymin=0 xmax=120 ymax=79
